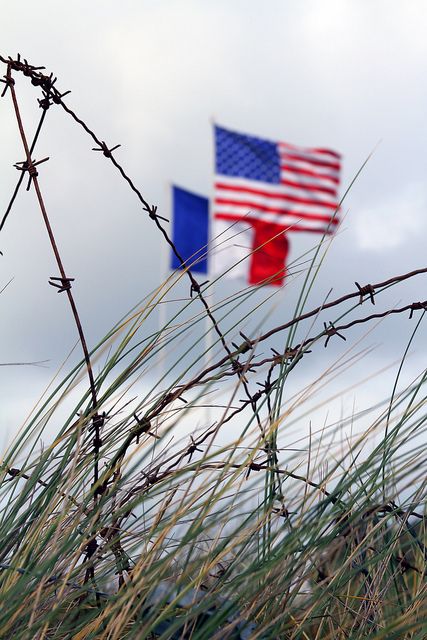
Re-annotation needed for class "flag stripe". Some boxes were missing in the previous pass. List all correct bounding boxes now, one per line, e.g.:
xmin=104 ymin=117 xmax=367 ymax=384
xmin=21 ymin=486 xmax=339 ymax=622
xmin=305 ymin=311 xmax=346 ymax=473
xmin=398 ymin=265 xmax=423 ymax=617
xmin=214 ymin=212 xmax=335 ymax=234
xmin=280 ymin=152 xmax=340 ymax=171
xmin=281 ymin=178 xmax=337 ymax=196
xmin=215 ymin=176 xmax=338 ymax=202
xmin=214 ymin=207 xmax=338 ymax=228
xmin=280 ymin=164 xmax=340 ymax=184
xmin=215 ymin=185 xmax=338 ymax=209
xmin=279 ymin=141 xmax=341 ymax=159
xmin=214 ymin=199 xmax=339 ymax=221
xmin=281 ymin=159 xmax=340 ymax=179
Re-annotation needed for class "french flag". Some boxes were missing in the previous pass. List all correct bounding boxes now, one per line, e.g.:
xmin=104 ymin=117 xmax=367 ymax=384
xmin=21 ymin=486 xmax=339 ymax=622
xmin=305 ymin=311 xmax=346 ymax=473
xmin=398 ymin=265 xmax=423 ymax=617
xmin=171 ymin=126 xmax=341 ymax=286
xmin=171 ymin=184 xmax=289 ymax=286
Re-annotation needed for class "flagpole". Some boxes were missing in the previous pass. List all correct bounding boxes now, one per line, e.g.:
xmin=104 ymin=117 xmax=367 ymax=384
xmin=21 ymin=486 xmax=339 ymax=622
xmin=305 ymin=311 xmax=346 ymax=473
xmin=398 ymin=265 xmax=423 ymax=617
xmin=202 ymin=116 xmax=218 ymax=427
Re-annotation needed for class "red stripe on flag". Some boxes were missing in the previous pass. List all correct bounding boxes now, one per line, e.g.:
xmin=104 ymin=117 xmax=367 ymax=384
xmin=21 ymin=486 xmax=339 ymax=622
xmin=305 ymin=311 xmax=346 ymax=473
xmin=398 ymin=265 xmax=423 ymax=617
xmin=280 ymin=153 xmax=340 ymax=171
xmin=214 ymin=212 xmax=336 ymax=234
xmin=249 ymin=221 xmax=289 ymax=286
xmin=280 ymin=143 xmax=341 ymax=159
xmin=215 ymin=185 xmax=338 ymax=209
xmin=214 ymin=199 xmax=340 ymax=224
xmin=280 ymin=178 xmax=337 ymax=196
xmin=281 ymin=165 xmax=340 ymax=184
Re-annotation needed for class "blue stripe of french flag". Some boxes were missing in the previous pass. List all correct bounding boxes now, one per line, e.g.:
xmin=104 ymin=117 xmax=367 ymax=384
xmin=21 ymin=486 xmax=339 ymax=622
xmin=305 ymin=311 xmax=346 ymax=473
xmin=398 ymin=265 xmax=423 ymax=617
xmin=170 ymin=185 xmax=209 ymax=274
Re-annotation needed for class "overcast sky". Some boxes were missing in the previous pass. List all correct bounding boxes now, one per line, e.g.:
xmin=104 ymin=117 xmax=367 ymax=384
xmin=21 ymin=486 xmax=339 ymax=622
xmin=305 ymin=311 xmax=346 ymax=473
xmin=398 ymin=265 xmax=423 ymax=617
xmin=1 ymin=1 xmax=427 ymax=446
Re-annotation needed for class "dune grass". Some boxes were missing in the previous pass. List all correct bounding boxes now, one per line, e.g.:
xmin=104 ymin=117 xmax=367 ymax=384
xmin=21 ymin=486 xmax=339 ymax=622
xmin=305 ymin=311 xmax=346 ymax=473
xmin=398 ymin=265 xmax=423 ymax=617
xmin=1 ymin=260 xmax=426 ymax=640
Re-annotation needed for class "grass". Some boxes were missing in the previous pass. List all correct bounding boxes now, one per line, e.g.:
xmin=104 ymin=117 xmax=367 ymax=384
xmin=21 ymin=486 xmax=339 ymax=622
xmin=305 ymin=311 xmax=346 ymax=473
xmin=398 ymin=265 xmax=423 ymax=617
xmin=1 ymin=265 xmax=426 ymax=639
xmin=1 ymin=53 xmax=427 ymax=639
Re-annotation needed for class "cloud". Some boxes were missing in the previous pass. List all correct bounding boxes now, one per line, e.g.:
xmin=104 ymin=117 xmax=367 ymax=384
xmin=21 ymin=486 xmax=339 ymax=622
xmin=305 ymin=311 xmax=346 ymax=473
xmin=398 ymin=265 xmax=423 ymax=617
xmin=355 ymin=182 xmax=427 ymax=251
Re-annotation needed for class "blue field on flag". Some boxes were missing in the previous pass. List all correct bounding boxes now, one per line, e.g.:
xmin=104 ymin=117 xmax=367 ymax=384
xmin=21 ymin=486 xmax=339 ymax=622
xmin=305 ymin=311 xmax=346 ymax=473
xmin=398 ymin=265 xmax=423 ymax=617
xmin=170 ymin=186 xmax=209 ymax=274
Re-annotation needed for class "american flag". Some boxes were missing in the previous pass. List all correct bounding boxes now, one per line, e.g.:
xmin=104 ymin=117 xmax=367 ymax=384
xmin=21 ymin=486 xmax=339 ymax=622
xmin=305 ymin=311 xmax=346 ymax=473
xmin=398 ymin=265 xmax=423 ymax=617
xmin=213 ymin=125 xmax=341 ymax=234
xmin=211 ymin=125 xmax=342 ymax=286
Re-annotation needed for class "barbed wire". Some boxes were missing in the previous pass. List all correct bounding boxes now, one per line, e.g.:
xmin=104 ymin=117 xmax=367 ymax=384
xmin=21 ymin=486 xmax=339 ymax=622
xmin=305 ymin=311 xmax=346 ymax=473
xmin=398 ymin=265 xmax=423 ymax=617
xmin=2 ymin=52 xmax=427 ymax=601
